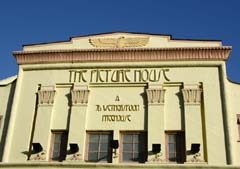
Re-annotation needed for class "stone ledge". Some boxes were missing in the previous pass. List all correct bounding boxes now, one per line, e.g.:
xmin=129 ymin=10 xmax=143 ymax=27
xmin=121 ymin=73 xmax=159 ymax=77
xmin=0 ymin=163 xmax=239 ymax=169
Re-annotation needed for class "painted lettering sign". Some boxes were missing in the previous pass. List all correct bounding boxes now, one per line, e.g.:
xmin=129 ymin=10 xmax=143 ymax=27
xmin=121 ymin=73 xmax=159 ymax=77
xmin=69 ymin=68 xmax=170 ymax=83
xmin=97 ymin=96 xmax=141 ymax=123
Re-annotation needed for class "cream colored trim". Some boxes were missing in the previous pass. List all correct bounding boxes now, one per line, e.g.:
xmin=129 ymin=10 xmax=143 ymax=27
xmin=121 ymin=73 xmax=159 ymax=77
xmin=2 ymin=69 xmax=23 ymax=162
xmin=71 ymin=90 xmax=90 ymax=106
xmin=38 ymin=86 xmax=56 ymax=106
xmin=38 ymin=90 xmax=56 ymax=105
xmin=182 ymin=89 xmax=202 ymax=104
xmin=182 ymin=84 xmax=202 ymax=104
xmin=147 ymin=89 xmax=166 ymax=104
xmin=13 ymin=47 xmax=232 ymax=64
xmin=0 ymin=75 xmax=17 ymax=86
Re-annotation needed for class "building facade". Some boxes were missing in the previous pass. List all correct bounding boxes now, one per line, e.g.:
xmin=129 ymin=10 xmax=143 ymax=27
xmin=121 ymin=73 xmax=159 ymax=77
xmin=0 ymin=32 xmax=240 ymax=168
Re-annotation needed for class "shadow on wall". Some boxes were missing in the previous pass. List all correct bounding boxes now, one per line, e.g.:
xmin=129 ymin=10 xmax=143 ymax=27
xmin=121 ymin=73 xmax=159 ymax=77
xmin=0 ymin=81 xmax=16 ymax=161
xmin=140 ymin=88 xmax=148 ymax=130
xmin=175 ymin=87 xmax=185 ymax=130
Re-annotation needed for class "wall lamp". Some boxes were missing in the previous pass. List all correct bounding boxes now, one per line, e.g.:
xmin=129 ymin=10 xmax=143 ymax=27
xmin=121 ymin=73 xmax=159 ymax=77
xmin=110 ymin=140 xmax=119 ymax=158
xmin=69 ymin=143 xmax=79 ymax=154
xmin=152 ymin=144 xmax=161 ymax=154
xmin=32 ymin=143 xmax=43 ymax=153
xmin=191 ymin=143 xmax=200 ymax=154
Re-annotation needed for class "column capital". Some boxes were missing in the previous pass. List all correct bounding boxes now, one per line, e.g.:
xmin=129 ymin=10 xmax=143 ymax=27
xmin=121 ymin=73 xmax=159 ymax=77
xmin=182 ymin=84 xmax=202 ymax=104
xmin=37 ymin=86 xmax=56 ymax=106
xmin=71 ymin=89 xmax=90 ymax=106
xmin=147 ymin=88 xmax=166 ymax=104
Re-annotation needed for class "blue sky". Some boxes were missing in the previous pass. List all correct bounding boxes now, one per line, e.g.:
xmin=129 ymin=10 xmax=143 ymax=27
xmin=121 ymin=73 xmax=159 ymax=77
xmin=1 ymin=0 xmax=240 ymax=81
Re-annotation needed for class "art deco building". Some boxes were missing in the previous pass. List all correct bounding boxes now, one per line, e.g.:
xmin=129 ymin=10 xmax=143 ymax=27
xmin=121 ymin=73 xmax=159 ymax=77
xmin=0 ymin=32 xmax=240 ymax=169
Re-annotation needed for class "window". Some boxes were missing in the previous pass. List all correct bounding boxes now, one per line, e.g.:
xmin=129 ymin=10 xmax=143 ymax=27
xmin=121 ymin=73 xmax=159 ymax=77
xmin=237 ymin=114 xmax=240 ymax=141
xmin=121 ymin=132 xmax=147 ymax=163
xmin=86 ymin=132 xmax=112 ymax=162
xmin=50 ymin=131 xmax=68 ymax=161
xmin=166 ymin=132 xmax=185 ymax=163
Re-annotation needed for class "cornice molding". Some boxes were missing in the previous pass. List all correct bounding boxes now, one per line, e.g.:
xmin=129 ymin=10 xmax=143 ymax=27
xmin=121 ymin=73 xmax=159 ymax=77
xmin=13 ymin=46 xmax=231 ymax=65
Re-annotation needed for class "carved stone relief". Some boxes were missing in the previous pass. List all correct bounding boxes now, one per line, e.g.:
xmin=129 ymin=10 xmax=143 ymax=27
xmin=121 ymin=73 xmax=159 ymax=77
xmin=182 ymin=86 xmax=202 ymax=104
xmin=37 ymin=87 xmax=56 ymax=105
xmin=71 ymin=90 xmax=90 ymax=105
xmin=187 ymin=153 xmax=204 ymax=163
xmin=29 ymin=150 xmax=46 ymax=161
xmin=67 ymin=153 xmax=82 ymax=161
xmin=146 ymin=88 xmax=166 ymax=104
xmin=89 ymin=36 xmax=149 ymax=48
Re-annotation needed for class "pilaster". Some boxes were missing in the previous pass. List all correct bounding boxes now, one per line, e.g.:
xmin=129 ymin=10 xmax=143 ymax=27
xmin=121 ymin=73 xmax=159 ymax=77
xmin=182 ymin=84 xmax=205 ymax=163
xmin=66 ymin=85 xmax=89 ymax=161
xmin=146 ymin=85 xmax=166 ymax=162
xmin=31 ymin=86 xmax=56 ymax=161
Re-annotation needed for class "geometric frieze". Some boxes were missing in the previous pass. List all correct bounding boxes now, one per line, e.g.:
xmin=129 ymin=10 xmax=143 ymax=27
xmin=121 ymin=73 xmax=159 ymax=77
xmin=71 ymin=89 xmax=90 ymax=106
xmin=182 ymin=85 xmax=202 ymax=104
xmin=146 ymin=88 xmax=166 ymax=104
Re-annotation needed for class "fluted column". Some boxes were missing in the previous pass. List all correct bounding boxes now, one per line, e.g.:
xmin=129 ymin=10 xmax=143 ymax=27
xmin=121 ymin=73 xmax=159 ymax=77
xmin=66 ymin=86 xmax=89 ymax=161
xmin=182 ymin=84 xmax=205 ymax=163
xmin=146 ymin=86 xmax=166 ymax=162
xmin=31 ymin=86 xmax=56 ymax=161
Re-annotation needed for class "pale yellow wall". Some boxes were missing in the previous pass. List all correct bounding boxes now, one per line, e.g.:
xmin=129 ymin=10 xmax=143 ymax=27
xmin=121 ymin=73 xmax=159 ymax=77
xmin=164 ymin=85 xmax=183 ymax=130
xmin=0 ymin=76 xmax=16 ymax=161
xmin=3 ymin=61 xmax=229 ymax=165
xmin=22 ymin=32 xmax=222 ymax=51
xmin=226 ymin=81 xmax=240 ymax=165
xmin=87 ymin=86 xmax=146 ymax=130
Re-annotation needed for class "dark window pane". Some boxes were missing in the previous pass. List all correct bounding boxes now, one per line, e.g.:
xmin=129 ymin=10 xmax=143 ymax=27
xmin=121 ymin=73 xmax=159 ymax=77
xmin=52 ymin=151 xmax=59 ymax=160
xmin=123 ymin=143 xmax=133 ymax=151
xmin=133 ymin=143 xmax=139 ymax=151
xmin=99 ymin=152 xmax=108 ymax=161
xmin=122 ymin=133 xmax=146 ymax=163
xmin=87 ymin=132 xmax=112 ymax=163
xmin=101 ymin=134 xmax=110 ymax=142
xmin=51 ymin=132 xmax=68 ymax=161
xmin=88 ymin=152 xmax=98 ymax=161
xmin=133 ymin=134 xmax=140 ymax=143
xmin=89 ymin=143 xmax=99 ymax=152
xmin=169 ymin=157 xmax=176 ymax=162
xmin=53 ymin=143 xmax=60 ymax=151
xmin=89 ymin=134 xmax=99 ymax=142
xmin=123 ymin=134 xmax=132 ymax=143
xmin=169 ymin=144 xmax=175 ymax=153
xmin=100 ymin=143 xmax=109 ymax=152
xmin=122 ymin=153 xmax=132 ymax=161
xmin=133 ymin=152 xmax=139 ymax=161
xmin=168 ymin=135 xmax=175 ymax=143
xmin=55 ymin=134 xmax=61 ymax=141
xmin=166 ymin=132 xmax=185 ymax=163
